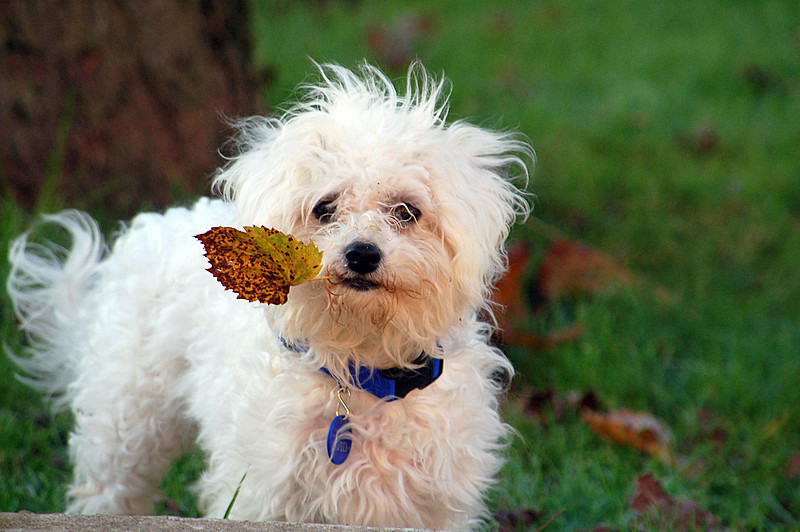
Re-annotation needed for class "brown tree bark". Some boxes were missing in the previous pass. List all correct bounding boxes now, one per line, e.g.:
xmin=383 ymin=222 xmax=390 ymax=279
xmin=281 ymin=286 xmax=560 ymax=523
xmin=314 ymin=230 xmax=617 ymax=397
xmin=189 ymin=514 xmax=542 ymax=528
xmin=1 ymin=0 xmax=263 ymax=217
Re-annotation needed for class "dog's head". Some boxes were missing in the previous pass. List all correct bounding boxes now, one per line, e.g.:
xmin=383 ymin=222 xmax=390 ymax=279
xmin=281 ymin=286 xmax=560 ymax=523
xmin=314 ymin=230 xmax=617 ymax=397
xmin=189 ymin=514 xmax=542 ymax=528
xmin=214 ymin=62 xmax=531 ymax=372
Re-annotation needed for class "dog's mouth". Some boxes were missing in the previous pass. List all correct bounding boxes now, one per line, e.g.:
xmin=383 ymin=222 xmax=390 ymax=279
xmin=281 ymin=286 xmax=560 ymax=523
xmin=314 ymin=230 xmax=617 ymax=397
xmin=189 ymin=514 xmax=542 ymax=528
xmin=341 ymin=277 xmax=381 ymax=291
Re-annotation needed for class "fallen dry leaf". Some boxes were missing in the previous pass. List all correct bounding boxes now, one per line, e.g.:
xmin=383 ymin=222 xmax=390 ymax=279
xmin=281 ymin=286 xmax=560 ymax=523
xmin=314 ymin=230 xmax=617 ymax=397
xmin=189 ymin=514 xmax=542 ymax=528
xmin=196 ymin=226 xmax=323 ymax=305
xmin=631 ymin=474 xmax=722 ymax=531
xmin=495 ymin=508 xmax=541 ymax=532
xmin=502 ymin=325 xmax=585 ymax=351
xmin=784 ymin=453 xmax=800 ymax=478
xmin=675 ymin=124 xmax=721 ymax=156
xmin=536 ymin=239 xmax=635 ymax=301
xmin=492 ymin=242 xmax=584 ymax=351
xmin=523 ymin=387 xmax=558 ymax=425
xmin=494 ymin=242 xmax=531 ymax=319
xmin=582 ymin=408 xmax=674 ymax=464
xmin=696 ymin=409 xmax=729 ymax=452
xmin=522 ymin=216 xmax=676 ymax=305
xmin=523 ymin=387 xmax=603 ymax=425
xmin=366 ymin=12 xmax=437 ymax=69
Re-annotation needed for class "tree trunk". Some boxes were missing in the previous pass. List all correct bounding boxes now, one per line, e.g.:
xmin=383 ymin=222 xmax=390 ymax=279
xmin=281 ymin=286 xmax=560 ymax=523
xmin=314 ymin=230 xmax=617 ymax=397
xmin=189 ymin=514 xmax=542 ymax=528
xmin=1 ymin=0 xmax=263 ymax=218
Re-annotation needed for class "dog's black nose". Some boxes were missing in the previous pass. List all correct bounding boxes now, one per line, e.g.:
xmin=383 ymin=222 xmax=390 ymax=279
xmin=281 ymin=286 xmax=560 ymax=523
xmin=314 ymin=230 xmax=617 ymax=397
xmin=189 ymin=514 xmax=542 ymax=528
xmin=345 ymin=242 xmax=381 ymax=274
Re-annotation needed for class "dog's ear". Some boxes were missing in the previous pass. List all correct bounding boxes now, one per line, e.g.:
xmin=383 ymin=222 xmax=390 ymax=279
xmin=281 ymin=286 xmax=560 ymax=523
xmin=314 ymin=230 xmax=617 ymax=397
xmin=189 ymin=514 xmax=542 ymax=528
xmin=432 ymin=122 xmax=532 ymax=309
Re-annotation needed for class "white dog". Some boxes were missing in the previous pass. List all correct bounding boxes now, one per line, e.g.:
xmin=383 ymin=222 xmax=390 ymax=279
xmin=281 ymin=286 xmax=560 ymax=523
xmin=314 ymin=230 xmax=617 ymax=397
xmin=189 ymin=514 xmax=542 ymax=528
xmin=7 ymin=62 xmax=531 ymax=530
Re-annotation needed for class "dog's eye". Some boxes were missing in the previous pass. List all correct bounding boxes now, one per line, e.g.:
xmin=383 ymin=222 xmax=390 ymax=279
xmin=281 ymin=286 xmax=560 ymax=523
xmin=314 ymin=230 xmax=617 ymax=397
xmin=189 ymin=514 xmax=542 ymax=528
xmin=391 ymin=203 xmax=421 ymax=224
xmin=312 ymin=199 xmax=336 ymax=223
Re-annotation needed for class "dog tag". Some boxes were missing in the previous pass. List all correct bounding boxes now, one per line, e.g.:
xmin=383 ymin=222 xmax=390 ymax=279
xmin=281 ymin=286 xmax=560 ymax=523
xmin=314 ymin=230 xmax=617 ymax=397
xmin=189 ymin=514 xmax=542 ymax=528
xmin=326 ymin=415 xmax=352 ymax=465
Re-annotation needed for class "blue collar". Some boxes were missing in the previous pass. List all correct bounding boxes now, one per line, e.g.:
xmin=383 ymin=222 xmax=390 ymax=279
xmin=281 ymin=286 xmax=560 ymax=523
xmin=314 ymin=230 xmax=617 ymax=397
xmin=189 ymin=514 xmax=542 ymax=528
xmin=281 ymin=339 xmax=443 ymax=400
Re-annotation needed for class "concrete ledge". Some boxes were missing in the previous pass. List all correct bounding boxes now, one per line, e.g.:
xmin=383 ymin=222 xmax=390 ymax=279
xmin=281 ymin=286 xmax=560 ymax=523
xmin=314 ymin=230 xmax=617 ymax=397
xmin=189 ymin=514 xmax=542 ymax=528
xmin=0 ymin=513 xmax=430 ymax=532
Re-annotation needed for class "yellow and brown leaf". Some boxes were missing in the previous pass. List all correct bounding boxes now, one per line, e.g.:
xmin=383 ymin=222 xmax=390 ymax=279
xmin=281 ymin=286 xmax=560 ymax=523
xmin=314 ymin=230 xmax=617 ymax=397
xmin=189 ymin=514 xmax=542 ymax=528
xmin=195 ymin=226 xmax=323 ymax=305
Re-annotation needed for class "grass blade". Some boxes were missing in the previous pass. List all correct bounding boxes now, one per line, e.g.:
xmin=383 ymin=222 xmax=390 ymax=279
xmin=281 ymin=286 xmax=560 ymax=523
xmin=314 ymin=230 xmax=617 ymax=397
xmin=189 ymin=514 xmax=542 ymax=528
xmin=223 ymin=472 xmax=246 ymax=519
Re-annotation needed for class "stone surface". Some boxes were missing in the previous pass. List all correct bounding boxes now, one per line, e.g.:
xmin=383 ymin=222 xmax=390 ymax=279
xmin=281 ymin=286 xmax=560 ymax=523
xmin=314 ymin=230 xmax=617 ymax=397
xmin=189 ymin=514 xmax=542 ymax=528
xmin=0 ymin=512 xmax=431 ymax=532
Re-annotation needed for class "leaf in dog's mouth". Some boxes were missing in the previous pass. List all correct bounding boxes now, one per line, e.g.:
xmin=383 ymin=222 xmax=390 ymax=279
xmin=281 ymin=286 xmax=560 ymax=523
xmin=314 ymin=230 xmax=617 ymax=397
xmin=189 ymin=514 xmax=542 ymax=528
xmin=195 ymin=226 xmax=323 ymax=305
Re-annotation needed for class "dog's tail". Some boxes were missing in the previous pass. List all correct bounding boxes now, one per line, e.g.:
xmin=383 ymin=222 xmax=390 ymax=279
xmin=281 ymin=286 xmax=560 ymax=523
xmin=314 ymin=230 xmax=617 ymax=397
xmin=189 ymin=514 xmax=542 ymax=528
xmin=6 ymin=210 xmax=105 ymax=409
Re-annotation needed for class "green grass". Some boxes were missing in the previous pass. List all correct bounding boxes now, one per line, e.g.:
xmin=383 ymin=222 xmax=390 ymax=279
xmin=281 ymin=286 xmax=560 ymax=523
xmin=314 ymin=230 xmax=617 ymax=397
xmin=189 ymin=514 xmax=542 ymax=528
xmin=3 ymin=0 xmax=800 ymax=529
xmin=0 ymin=197 xmax=71 ymax=513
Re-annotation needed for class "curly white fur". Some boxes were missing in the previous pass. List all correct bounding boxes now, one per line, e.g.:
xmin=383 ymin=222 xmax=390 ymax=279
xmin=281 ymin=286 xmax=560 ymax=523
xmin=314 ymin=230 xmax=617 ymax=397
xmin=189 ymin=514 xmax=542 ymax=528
xmin=7 ymin=62 xmax=531 ymax=530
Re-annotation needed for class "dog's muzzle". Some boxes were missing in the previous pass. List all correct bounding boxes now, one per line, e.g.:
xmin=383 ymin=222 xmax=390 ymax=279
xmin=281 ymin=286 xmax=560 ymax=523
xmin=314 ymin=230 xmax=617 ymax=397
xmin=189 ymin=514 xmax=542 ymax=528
xmin=342 ymin=241 xmax=382 ymax=290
